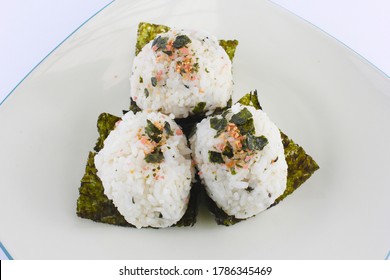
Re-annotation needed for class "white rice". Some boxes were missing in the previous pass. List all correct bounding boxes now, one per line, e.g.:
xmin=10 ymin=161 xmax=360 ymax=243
xmin=130 ymin=29 xmax=233 ymax=118
xmin=94 ymin=111 xmax=193 ymax=228
xmin=190 ymin=104 xmax=288 ymax=219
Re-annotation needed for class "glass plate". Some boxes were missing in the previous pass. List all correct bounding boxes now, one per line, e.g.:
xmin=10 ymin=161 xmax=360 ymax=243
xmin=0 ymin=0 xmax=389 ymax=259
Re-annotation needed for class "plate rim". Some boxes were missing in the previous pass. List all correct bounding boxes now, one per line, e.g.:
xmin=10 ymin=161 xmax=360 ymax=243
xmin=1 ymin=0 xmax=389 ymax=259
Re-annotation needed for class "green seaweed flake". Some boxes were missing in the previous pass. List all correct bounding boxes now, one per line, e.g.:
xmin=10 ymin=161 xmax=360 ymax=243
xmin=246 ymin=134 xmax=268 ymax=151
xmin=173 ymin=34 xmax=192 ymax=49
xmin=145 ymin=119 xmax=162 ymax=143
xmin=208 ymin=151 xmax=225 ymax=164
xmin=129 ymin=97 xmax=142 ymax=113
xmin=144 ymin=88 xmax=150 ymax=98
xmin=144 ymin=149 xmax=164 ymax=163
xmin=210 ymin=117 xmax=227 ymax=137
xmin=192 ymin=102 xmax=206 ymax=114
xmin=237 ymin=117 xmax=255 ymax=136
xmin=230 ymin=107 xmax=253 ymax=126
xmin=164 ymin=121 xmax=173 ymax=136
xmin=222 ymin=141 xmax=234 ymax=158
xmin=151 ymin=36 xmax=168 ymax=51
xmin=151 ymin=77 xmax=157 ymax=87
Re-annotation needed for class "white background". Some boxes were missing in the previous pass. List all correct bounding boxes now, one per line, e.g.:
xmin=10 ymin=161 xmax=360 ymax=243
xmin=2 ymin=260 xmax=390 ymax=279
xmin=0 ymin=0 xmax=389 ymax=103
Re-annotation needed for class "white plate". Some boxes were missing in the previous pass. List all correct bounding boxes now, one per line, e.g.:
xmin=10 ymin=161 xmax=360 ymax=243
xmin=1 ymin=0 xmax=389 ymax=259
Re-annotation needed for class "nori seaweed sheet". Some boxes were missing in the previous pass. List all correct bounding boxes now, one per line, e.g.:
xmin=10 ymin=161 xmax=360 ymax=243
xmin=218 ymin=39 xmax=239 ymax=61
xmin=135 ymin=22 xmax=239 ymax=60
xmin=136 ymin=22 xmax=170 ymax=56
xmin=205 ymin=91 xmax=320 ymax=226
xmin=76 ymin=113 xmax=199 ymax=227
xmin=273 ymin=132 xmax=320 ymax=205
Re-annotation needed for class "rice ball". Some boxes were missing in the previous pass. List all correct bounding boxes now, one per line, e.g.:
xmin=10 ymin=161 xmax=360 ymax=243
xmin=190 ymin=103 xmax=288 ymax=219
xmin=94 ymin=111 xmax=193 ymax=228
xmin=130 ymin=29 xmax=233 ymax=118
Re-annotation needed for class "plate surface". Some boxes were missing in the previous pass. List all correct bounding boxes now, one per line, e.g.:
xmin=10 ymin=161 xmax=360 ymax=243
xmin=1 ymin=0 xmax=389 ymax=259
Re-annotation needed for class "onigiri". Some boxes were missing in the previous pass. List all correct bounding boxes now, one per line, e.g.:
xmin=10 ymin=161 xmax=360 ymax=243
xmin=130 ymin=29 xmax=233 ymax=118
xmin=190 ymin=103 xmax=288 ymax=219
xmin=94 ymin=110 xmax=193 ymax=228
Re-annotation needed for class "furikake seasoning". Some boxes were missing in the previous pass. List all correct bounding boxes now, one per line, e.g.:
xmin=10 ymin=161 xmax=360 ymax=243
xmin=207 ymin=108 xmax=268 ymax=173
xmin=142 ymin=120 xmax=176 ymax=164
xmin=150 ymin=33 xmax=199 ymax=81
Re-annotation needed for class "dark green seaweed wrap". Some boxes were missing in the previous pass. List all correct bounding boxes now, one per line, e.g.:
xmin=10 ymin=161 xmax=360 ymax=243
xmin=205 ymin=91 xmax=320 ymax=226
xmin=76 ymin=112 xmax=200 ymax=227
xmin=136 ymin=22 xmax=170 ymax=56
xmin=135 ymin=22 xmax=239 ymax=60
